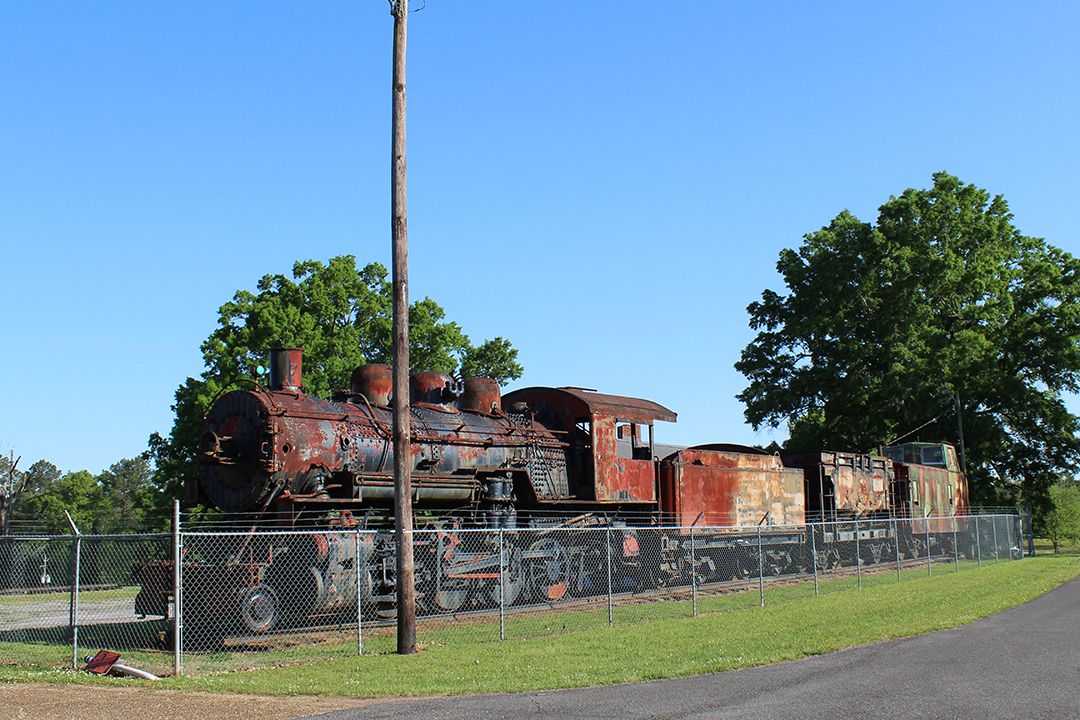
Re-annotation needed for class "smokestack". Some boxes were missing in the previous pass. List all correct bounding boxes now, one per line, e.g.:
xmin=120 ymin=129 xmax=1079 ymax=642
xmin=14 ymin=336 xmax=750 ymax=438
xmin=268 ymin=348 xmax=303 ymax=392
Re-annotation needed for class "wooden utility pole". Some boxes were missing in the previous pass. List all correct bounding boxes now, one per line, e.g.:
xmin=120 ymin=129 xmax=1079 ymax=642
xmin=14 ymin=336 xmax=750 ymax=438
xmin=953 ymin=391 xmax=968 ymax=476
xmin=390 ymin=0 xmax=417 ymax=655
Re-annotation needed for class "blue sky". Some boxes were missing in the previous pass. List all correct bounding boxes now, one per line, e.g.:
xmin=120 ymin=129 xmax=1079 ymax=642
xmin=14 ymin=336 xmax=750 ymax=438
xmin=1 ymin=2 xmax=1077 ymax=473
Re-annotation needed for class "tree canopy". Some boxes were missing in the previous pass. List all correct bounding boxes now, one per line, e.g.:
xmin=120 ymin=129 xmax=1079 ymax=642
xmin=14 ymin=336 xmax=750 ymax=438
xmin=736 ymin=173 xmax=1080 ymax=509
xmin=3 ymin=455 xmax=157 ymax=534
xmin=149 ymin=255 xmax=524 ymax=503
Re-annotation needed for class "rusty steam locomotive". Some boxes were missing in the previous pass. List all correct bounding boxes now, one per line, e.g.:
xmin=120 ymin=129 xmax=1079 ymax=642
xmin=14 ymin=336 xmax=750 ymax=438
xmin=138 ymin=348 xmax=970 ymax=632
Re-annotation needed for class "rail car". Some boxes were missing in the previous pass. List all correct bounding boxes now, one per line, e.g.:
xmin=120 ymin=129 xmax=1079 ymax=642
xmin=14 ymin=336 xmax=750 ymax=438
xmin=135 ymin=348 xmax=973 ymax=634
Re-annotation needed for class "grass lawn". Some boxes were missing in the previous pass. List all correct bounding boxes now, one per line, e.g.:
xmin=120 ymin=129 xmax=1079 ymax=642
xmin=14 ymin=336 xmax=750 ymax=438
xmin=1 ymin=550 xmax=1077 ymax=698
xmin=0 ymin=586 xmax=138 ymax=607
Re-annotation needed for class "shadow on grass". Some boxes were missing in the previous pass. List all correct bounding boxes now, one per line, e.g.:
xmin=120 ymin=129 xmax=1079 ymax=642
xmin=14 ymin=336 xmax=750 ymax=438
xmin=0 ymin=618 xmax=169 ymax=651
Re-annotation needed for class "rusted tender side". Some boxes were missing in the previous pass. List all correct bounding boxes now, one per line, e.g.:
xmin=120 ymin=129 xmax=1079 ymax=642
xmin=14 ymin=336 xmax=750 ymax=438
xmin=782 ymin=451 xmax=892 ymax=521
xmin=658 ymin=445 xmax=805 ymax=530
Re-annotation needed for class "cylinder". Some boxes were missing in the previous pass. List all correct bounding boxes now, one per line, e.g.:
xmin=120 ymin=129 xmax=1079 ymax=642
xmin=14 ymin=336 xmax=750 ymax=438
xmin=268 ymin=348 xmax=303 ymax=392
xmin=350 ymin=364 xmax=393 ymax=405
xmin=461 ymin=377 xmax=501 ymax=414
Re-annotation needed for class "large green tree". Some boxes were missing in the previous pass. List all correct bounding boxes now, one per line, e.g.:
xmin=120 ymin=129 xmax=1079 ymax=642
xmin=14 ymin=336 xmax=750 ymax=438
xmin=149 ymin=255 xmax=524 ymax=503
xmin=736 ymin=173 xmax=1080 ymax=509
xmin=1042 ymin=480 xmax=1080 ymax=553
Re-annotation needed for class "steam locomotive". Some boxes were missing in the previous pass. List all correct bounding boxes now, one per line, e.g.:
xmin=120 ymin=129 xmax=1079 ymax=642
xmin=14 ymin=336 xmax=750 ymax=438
xmin=137 ymin=348 xmax=971 ymax=633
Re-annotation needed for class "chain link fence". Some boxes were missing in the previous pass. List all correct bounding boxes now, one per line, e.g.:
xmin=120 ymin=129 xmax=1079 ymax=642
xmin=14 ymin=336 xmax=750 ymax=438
xmin=0 ymin=512 xmax=1030 ymax=676
xmin=0 ymin=533 xmax=172 ymax=675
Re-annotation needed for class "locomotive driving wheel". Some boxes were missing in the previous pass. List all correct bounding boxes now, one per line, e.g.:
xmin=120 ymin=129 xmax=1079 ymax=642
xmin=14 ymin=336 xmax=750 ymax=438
xmin=527 ymin=538 xmax=573 ymax=601
xmin=486 ymin=542 xmax=525 ymax=607
xmin=414 ymin=522 xmax=471 ymax=614
xmin=239 ymin=584 xmax=279 ymax=634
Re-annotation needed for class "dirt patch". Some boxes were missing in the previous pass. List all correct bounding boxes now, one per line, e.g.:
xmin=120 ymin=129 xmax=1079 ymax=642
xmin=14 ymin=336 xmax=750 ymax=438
xmin=1 ymin=683 xmax=372 ymax=720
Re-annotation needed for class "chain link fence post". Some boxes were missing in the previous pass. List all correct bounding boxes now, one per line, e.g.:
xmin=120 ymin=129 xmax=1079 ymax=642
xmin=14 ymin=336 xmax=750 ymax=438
xmin=757 ymin=525 xmax=764 ymax=608
xmin=1006 ymin=514 xmax=1015 ymax=561
xmin=992 ymin=515 xmax=1000 ymax=562
xmin=952 ymin=516 xmax=959 ymax=571
xmin=1016 ymin=511 xmax=1024 ymax=558
xmin=854 ymin=518 xmax=862 ymax=590
xmin=975 ymin=515 xmax=982 ymax=567
xmin=498 ymin=528 xmax=506 ymax=641
xmin=925 ymin=516 xmax=932 ymax=577
xmin=690 ymin=527 xmax=697 ymax=617
xmin=810 ymin=522 xmax=819 ymax=596
xmin=605 ymin=527 xmax=614 ymax=627
xmin=356 ymin=527 xmax=363 ymax=656
xmin=893 ymin=517 xmax=901 ymax=582
xmin=65 ymin=512 xmax=81 ymax=669
xmin=172 ymin=499 xmax=182 ymax=677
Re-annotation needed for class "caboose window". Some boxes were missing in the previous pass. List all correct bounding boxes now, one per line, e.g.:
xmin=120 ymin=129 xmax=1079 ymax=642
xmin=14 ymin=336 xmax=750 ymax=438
xmin=921 ymin=446 xmax=945 ymax=466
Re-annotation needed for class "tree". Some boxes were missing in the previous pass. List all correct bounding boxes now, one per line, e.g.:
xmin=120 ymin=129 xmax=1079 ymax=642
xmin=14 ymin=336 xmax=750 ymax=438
xmin=96 ymin=454 xmax=158 ymax=532
xmin=736 ymin=173 xmax=1080 ymax=510
xmin=13 ymin=469 xmax=109 ymax=535
xmin=149 ymin=255 xmax=524 ymax=504
xmin=1042 ymin=481 xmax=1080 ymax=553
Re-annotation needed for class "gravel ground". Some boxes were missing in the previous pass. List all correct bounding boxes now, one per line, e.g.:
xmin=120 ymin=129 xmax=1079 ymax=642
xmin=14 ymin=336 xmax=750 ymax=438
xmin=0 ymin=684 xmax=372 ymax=720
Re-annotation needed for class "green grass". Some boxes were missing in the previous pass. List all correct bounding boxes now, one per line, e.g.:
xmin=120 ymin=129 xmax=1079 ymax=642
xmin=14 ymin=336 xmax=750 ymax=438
xmin=1 ymin=552 xmax=1077 ymax=698
xmin=0 ymin=586 xmax=138 ymax=606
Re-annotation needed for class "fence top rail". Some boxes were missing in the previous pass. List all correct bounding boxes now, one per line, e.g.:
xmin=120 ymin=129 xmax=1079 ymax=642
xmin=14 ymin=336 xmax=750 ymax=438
xmin=0 ymin=514 xmax=1019 ymax=541
xmin=0 ymin=533 xmax=171 ymax=541
xmin=173 ymin=512 xmax=1017 ymax=538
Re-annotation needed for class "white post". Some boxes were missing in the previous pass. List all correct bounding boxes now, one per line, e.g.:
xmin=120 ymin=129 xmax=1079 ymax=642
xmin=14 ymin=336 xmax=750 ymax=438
xmin=893 ymin=517 xmax=901 ymax=582
xmin=976 ymin=515 xmax=982 ymax=567
xmin=355 ymin=528 xmax=363 ymax=656
xmin=498 ymin=529 xmax=505 ymax=641
xmin=172 ymin=499 xmax=182 ymax=676
xmin=810 ymin=523 xmax=819 ymax=596
xmin=605 ymin=527 xmax=613 ymax=627
xmin=992 ymin=515 xmax=1000 ymax=562
xmin=690 ymin=528 xmax=697 ymax=617
xmin=925 ymin=515 xmax=932 ymax=577
xmin=65 ymin=512 xmax=81 ymax=670
xmin=952 ymin=516 xmax=959 ymax=571
xmin=854 ymin=519 xmax=862 ymax=590
xmin=757 ymin=526 xmax=764 ymax=608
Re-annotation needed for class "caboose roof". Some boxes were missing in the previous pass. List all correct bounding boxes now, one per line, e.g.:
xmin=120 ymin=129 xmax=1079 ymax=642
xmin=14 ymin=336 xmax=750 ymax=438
xmin=504 ymin=387 xmax=677 ymax=424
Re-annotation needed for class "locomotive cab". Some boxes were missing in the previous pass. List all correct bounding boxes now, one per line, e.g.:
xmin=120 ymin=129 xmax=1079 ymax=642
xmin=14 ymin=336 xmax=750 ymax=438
xmin=502 ymin=387 xmax=676 ymax=505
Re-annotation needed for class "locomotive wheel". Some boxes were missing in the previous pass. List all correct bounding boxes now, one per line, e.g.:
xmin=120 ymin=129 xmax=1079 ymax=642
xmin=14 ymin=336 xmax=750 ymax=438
xmin=435 ymin=580 xmax=470 ymax=613
xmin=374 ymin=600 xmax=398 ymax=620
xmin=240 ymin=584 xmax=279 ymax=634
xmin=528 ymin=538 xmax=573 ymax=602
xmin=487 ymin=545 xmax=525 ymax=607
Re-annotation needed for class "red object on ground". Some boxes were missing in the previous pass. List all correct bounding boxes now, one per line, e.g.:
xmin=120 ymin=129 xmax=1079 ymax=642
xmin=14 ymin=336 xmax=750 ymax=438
xmin=85 ymin=650 xmax=121 ymax=675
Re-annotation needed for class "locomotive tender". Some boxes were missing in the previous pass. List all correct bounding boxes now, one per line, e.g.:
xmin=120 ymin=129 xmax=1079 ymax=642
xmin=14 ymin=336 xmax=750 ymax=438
xmin=141 ymin=348 xmax=970 ymax=632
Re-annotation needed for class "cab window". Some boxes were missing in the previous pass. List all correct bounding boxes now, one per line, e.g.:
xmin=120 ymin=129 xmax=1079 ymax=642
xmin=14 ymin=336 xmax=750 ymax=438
xmin=921 ymin=446 xmax=945 ymax=466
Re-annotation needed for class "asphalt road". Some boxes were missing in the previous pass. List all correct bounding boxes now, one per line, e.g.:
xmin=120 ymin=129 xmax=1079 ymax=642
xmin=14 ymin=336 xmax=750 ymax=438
xmin=306 ymin=576 xmax=1080 ymax=720
xmin=0 ymin=597 xmax=142 ymax=631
